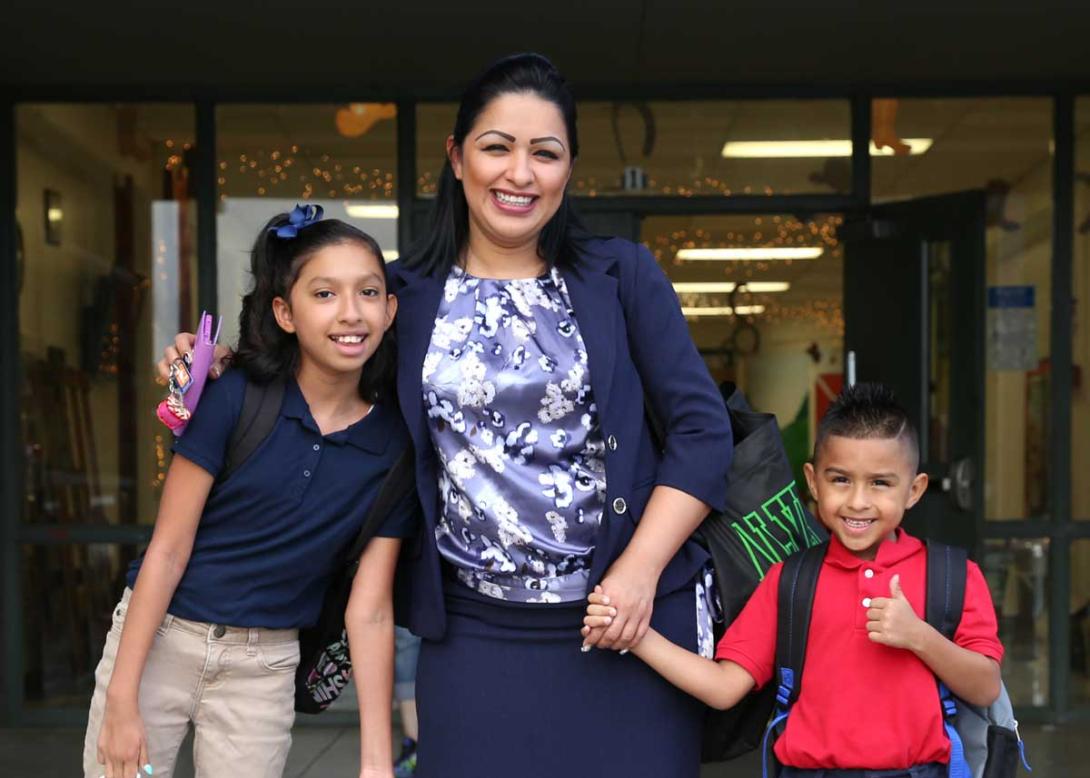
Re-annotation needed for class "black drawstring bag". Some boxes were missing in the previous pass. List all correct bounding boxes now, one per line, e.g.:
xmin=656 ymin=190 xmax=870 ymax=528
xmin=691 ymin=384 xmax=827 ymax=762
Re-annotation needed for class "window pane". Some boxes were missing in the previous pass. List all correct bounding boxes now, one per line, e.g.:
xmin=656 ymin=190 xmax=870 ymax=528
xmin=873 ymin=98 xmax=1053 ymax=520
xmin=22 ymin=543 xmax=139 ymax=707
xmin=416 ymin=103 xmax=456 ymax=197
xmin=416 ymin=100 xmax=852 ymax=197
xmin=641 ymin=213 xmax=844 ymax=494
xmin=216 ymin=104 xmax=399 ymax=344
xmin=579 ymin=100 xmax=853 ymax=197
xmin=1074 ymin=98 xmax=1090 ymax=521
xmin=16 ymin=104 xmax=196 ymax=526
xmin=983 ymin=538 xmax=1050 ymax=707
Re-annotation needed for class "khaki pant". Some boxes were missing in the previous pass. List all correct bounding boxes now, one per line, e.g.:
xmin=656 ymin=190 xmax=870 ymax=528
xmin=83 ymin=589 xmax=299 ymax=778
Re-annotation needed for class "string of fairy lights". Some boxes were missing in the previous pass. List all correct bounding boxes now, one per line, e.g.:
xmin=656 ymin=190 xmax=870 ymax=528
xmin=649 ymin=215 xmax=845 ymax=334
xmin=419 ymin=171 xmax=817 ymax=198
xmin=160 ymin=139 xmax=397 ymax=200
xmin=173 ymin=137 xmax=833 ymax=201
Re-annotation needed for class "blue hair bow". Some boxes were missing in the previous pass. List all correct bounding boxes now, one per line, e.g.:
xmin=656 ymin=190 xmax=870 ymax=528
xmin=270 ymin=203 xmax=324 ymax=239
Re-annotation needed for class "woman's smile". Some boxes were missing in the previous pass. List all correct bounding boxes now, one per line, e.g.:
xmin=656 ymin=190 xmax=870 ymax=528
xmin=490 ymin=188 xmax=538 ymax=213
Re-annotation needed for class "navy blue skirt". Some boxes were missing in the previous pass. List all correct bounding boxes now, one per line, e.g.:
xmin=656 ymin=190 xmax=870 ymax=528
xmin=415 ymin=582 xmax=704 ymax=778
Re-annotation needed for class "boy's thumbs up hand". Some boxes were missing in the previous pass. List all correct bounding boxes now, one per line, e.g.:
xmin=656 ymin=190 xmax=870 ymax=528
xmin=889 ymin=574 xmax=906 ymax=600
xmin=866 ymin=574 xmax=927 ymax=651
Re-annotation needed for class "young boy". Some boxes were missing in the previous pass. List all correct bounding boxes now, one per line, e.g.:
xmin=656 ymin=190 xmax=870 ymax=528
xmin=584 ymin=383 xmax=1003 ymax=777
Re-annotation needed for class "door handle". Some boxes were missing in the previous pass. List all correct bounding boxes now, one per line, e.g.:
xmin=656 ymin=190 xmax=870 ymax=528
xmin=943 ymin=457 xmax=974 ymax=512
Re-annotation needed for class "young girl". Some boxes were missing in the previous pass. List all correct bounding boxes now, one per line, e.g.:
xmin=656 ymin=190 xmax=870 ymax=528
xmin=83 ymin=206 xmax=415 ymax=778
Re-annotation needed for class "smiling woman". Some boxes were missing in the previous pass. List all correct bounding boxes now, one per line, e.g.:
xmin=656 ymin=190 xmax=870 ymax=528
xmin=448 ymin=94 xmax=573 ymax=265
xmin=385 ymin=53 xmax=733 ymax=778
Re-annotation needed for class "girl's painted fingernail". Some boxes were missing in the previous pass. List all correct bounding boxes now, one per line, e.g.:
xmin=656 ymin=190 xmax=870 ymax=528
xmin=144 ymin=765 xmax=154 ymax=775
xmin=580 ymin=644 xmax=591 ymax=653
xmin=619 ymin=648 xmax=630 ymax=656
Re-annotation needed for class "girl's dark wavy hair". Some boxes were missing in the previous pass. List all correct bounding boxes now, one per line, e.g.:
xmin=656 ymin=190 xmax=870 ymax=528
xmin=403 ymin=52 xmax=590 ymax=276
xmin=233 ymin=213 xmax=397 ymax=404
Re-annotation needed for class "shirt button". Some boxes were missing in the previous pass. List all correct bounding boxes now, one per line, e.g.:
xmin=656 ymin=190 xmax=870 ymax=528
xmin=862 ymin=597 xmax=872 ymax=608
xmin=607 ymin=434 xmax=618 ymax=451
xmin=213 ymin=625 xmax=226 ymax=638
xmin=313 ymin=444 xmax=320 ymax=451
xmin=303 ymin=470 xmax=311 ymax=478
xmin=612 ymin=497 xmax=627 ymax=515
xmin=864 ymin=569 xmax=875 ymax=578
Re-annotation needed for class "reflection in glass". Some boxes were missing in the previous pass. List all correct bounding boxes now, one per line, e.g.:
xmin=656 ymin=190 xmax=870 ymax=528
xmin=16 ymin=104 xmax=197 ymax=527
xmin=982 ymin=539 xmax=1050 ymax=707
xmin=22 ymin=543 xmax=140 ymax=707
xmin=417 ymin=100 xmax=852 ymax=198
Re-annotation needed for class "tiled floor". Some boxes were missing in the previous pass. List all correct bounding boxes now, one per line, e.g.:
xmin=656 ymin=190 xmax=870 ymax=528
xmin=1 ymin=721 xmax=1084 ymax=777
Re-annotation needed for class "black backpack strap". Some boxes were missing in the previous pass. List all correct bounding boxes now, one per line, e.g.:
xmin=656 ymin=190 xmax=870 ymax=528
xmin=221 ymin=379 xmax=285 ymax=482
xmin=925 ymin=540 xmax=973 ymax=778
xmin=775 ymin=541 xmax=827 ymax=706
xmin=761 ymin=542 xmax=826 ymax=778
xmin=344 ymin=446 xmax=417 ymax=568
xmin=924 ymin=540 xmax=968 ymax=640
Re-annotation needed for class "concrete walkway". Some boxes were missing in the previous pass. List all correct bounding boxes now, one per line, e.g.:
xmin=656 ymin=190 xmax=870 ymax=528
xmin=2 ymin=721 xmax=1086 ymax=777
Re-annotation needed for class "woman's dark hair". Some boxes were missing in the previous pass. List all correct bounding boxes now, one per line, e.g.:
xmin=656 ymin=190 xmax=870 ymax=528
xmin=233 ymin=212 xmax=397 ymax=404
xmin=404 ymin=52 xmax=589 ymax=276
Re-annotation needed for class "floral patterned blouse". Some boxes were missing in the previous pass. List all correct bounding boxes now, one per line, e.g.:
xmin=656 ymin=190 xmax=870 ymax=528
xmin=422 ymin=265 xmax=606 ymax=603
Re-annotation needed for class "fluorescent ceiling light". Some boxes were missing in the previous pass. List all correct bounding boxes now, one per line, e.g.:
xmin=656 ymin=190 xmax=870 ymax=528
xmin=345 ymin=203 xmax=399 ymax=219
xmin=672 ymin=281 xmax=790 ymax=294
xmin=382 ymin=250 xmax=399 ymax=262
xmin=682 ymin=304 xmax=766 ymax=317
xmin=676 ymin=247 xmax=823 ymax=261
xmin=720 ymin=138 xmax=933 ymax=158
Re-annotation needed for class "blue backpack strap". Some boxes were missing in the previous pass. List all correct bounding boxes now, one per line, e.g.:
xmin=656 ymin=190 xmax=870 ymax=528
xmin=925 ymin=540 xmax=971 ymax=778
xmin=763 ymin=542 xmax=827 ymax=778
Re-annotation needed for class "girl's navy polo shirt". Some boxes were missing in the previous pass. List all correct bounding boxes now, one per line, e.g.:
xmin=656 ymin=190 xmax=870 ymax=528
xmin=127 ymin=368 xmax=418 ymax=629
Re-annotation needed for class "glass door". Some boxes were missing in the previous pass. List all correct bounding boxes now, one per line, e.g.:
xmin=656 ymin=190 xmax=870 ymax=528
xmin=843 ymin=191 xmax=987 ymax=552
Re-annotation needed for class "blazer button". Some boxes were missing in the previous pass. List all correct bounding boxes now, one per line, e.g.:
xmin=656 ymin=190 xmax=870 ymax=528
xmin=612 ymin=497 xmax=627 ymax=515
xmin=212 ymin=624 xmax=226 ymax=638
xmin=607 ymin=434 xmax=618 ymax=451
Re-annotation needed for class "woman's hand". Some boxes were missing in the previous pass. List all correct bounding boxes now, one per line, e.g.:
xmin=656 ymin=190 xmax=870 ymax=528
xmin=97 ymin=698 xmax=149 ymax=778
xmin=156 ymin=332 xmax=232 ymax=384
xmin=581 ymin=553 xmax=660 ymax=652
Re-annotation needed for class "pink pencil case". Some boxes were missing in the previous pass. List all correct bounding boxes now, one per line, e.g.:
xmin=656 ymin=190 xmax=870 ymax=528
xmin=157 ymin=311 xmax=223 ymax=436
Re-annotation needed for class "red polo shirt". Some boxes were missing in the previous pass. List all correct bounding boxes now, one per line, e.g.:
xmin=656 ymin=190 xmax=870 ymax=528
xmin=715 ymin=530 xmax=1003 ymax=770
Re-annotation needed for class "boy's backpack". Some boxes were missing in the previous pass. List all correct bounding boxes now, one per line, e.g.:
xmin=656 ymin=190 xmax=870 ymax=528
xmin=675 ymin=385 xmax=827 ymax=763
xmin=222 ymin=378 xmax=417 ymax=714
xmin=767 ymin=540 xmax=1032 ymax=778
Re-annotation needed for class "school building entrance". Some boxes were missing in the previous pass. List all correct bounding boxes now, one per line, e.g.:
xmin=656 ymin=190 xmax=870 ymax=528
xmin=2 ymin=5 xmax=1090 ymax=732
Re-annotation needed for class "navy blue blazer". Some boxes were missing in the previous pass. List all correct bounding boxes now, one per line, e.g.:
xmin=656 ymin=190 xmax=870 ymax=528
xmin=392 ymin=237 xmax=732 ymax=639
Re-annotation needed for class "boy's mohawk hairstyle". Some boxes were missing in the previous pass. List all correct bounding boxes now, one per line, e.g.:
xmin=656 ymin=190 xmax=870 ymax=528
xmin=814 ymin=382 xmax=919 ymax=466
